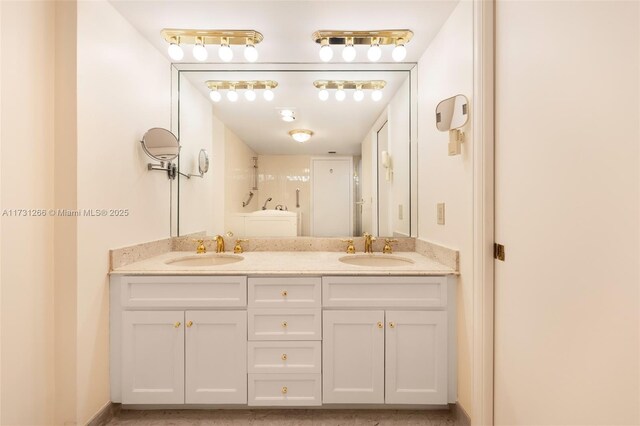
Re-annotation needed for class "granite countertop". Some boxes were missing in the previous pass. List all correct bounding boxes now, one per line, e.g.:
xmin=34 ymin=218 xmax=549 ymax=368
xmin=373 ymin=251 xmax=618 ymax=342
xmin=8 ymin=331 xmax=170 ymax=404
xmin=110 ymin=250 xmax=457 ymax=276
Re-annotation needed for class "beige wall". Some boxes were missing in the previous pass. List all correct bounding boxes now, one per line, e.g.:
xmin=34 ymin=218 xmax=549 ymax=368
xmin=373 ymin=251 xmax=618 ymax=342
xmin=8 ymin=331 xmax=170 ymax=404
xmin=76 ymin=1 xmax=171 ymax=423
xmin=257 ymin=155 xmax=311 ymax=235
xmin=416 ymin=0 xmax=473 ymax=416
xmin=178 ymin=75 xmax=217 ymax=235
xmin=0 ymin=1 xmax=57 ymax=425
xmin=494 ymin=1 xmax=639 ymax=425
xmin=224 ymin=126 xmax=257 ymax=234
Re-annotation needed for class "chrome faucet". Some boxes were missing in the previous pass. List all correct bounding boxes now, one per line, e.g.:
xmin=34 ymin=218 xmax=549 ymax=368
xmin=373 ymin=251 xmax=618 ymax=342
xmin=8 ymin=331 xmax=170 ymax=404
xmin=213 ymin=235 xmax=225 ymax=253
xmin=363 ymin=232 xmax=376 ymax=253
xmin=262 ymin=197 xmax=273 ymax=210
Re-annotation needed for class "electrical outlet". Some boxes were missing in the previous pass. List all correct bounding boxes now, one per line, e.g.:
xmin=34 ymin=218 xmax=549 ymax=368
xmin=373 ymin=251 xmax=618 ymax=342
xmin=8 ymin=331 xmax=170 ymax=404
xmin=437 ymin=203 xmax=445 ymax=225
xmin=398 ymin=204 xmax=403 ymax=220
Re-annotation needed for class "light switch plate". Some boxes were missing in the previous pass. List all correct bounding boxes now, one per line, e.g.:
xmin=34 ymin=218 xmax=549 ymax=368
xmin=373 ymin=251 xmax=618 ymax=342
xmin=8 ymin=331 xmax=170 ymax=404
xmin=398 ymin=204 xmax=403 ymax=220
xmin=437 ymin=203 xmax=445 ymax=225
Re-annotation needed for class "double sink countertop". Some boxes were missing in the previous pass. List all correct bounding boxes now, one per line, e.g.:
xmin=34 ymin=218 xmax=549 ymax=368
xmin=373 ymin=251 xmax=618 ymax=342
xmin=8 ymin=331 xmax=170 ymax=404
xmin=110 ymin=250 xmax=457 ymax=276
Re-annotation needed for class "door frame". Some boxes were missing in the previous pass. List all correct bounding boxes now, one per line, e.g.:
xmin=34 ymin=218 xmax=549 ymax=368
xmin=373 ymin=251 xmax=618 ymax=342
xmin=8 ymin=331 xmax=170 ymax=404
xmin=472 ymin=0 xmax=495 ymax=425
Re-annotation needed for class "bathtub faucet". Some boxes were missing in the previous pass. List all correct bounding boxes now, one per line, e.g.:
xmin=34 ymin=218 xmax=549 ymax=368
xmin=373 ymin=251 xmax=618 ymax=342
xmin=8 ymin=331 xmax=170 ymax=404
xmin=262 ymin=197 xmax=273 ymax=210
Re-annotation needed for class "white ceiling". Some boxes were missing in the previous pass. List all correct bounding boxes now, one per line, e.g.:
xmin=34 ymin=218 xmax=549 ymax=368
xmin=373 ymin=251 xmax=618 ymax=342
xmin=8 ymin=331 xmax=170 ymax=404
xmin=182 ymin=70 xmax=409 ymax=155
xmin=110 ymin=0 xmax=459 ymax=154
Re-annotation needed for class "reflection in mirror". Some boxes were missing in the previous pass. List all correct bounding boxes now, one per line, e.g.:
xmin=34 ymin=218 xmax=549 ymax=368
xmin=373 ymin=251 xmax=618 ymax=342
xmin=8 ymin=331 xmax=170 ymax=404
xmin=198 ymin=149 xmax=210 ymax=175
xmin=140 ymin=128 xmax=180 ymax=161
xmin=177 ymin=70 xmax=411 ymax=238
xmin=436 ymin=94 xmax=469 ymax=131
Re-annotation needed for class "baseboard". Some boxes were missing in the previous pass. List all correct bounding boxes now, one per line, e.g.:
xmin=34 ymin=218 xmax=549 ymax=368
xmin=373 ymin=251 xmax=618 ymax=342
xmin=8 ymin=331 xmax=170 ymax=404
xmin=85 ymin=402 xmax=120 ymax=426
xmin=452 ymin=402 xmax=471 ymax=426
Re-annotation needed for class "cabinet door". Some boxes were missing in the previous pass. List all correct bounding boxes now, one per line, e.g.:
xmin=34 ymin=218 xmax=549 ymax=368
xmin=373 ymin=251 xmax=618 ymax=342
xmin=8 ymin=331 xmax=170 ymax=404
xmin=185 ymin=310 xmax=247 ymax=404
xmin=385 ymin=311 xmax=447 ymax=404
xmin=122 ymin=311 xmax=184 ymax=404
xmin=323 ymin=310 xmax=384 ymax=403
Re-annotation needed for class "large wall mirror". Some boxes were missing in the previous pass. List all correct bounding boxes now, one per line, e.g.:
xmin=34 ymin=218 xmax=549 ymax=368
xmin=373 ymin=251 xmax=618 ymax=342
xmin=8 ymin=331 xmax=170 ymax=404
xmin=173 ymin=65 xmax=416 ymax=238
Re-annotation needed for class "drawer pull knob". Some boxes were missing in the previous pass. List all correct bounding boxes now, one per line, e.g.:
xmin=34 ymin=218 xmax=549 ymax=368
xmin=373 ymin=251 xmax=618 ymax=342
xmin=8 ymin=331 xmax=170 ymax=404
xmin=389 ymin=322 xmax=396 ymax=328
xmin=281 ymin=290 xmax=288 ymax=297
xmin=281 ymin=321 xmax=288 ymax=328
xmin=377 ymin=321 xmax=383 ymax=329
xmin=281 ymin=386 xmax=288 ymax=394
xmin=174 ymin=322 xmax=181 ymax=328
xmin=186 ymin=321 xmax=193 ymax=328
xmin=281 ymin=353 xmax=288 ymax=361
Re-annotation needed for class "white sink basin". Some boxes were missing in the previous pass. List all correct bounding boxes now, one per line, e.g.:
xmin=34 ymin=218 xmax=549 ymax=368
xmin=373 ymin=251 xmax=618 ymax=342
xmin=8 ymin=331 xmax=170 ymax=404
xmin=338 ymin=254 xmax=415 ymax=267
xmin=165 ymin=254 xmax=244 ymax=267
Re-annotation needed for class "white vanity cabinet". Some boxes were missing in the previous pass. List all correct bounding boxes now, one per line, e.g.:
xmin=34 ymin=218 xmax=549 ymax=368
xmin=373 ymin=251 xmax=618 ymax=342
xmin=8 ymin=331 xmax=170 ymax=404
xmin=111 ymin=275 xmax=248 ymax=405
xmin=322 ymin=276 xmax=455 ymax=406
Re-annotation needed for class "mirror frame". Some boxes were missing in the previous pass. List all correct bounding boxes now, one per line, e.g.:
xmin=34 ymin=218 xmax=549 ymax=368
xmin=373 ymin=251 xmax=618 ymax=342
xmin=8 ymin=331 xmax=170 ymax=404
xmin=170 ymin=62 xmax=419 ymax=238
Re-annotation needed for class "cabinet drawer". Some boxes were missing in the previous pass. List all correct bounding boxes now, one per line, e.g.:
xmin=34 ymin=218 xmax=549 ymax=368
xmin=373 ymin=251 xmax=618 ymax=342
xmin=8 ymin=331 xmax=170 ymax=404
xmin=121 ymin=276 xmax=247 ymax=308
xmin=248 ymin=309 xmax=321 ymax=341
xmin=248 ymin=374 xmax=321 ymax=406
xmin=248 ymin=341 xmax=321 ymax=373
xmin=248 ymin=277 xmax=321 ymax=308
xmin=322 ymin=276 xmax=447 ymax=308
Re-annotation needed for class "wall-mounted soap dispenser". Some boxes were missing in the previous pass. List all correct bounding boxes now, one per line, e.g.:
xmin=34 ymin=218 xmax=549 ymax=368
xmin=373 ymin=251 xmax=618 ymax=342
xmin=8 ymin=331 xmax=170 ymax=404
xmin=435 ymin=94 xmax=469 ymax=156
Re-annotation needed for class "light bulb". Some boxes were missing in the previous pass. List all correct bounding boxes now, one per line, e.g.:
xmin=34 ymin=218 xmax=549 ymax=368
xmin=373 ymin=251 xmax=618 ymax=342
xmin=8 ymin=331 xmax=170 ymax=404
xmin=319 ymin=39 xmax=333 ymax=62
xmin=318 ymin=88 xmax=329 ymax=101
xmin=218 ymin=44 xmax=233 ymax=62
xmin=227 ymin=90 xmax=238 ymax=102
xmin=335 ymin=88 xmax=346 ymax=102
xmin=244 ymin=41 xmax=258 ymax=62
xmin=244 ymin=89 xmax=256 ymax=102
xmin=392 ymin=44 xmax=407 ymax=62
xmin=209 ymin=90 xmax=221 ymax=102
xmin=168 ymin=43 xmax=184 ymax=61
xmin=353 ymin=89 xmax=364 ymax=102
xmin=371 ymin=89 xmax=383 ymax=102
xmin=367 ymin=43 xmax=382 ymax=62
xmin=193 ymin=42 xmax=208 ymax=61
xmin=263 ymin=89 xmax=274 ymax=101
xmin=342 ymin=44 xmax=356 ymax=62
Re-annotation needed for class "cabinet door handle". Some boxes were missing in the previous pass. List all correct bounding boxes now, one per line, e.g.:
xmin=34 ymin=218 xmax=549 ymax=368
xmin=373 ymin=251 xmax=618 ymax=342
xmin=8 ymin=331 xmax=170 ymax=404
xmin=377 ymin=321 xmax=383 ymax=329
xmin=174 ymin=322 xmax=181 ymax=328
xmin=389 ymin=322 xmax=395 ymax=329
xmin=281 ymin=353 xmax=288 ymax=361
xmin=186 ymin=321 xmax=193 ymax=328
xmin=281 ymin=386 xmax=288 ymax=394
xmin=281 ymin=321 xmax=288 ymax=328
xmin=281 ymin=290 xmax=288 ymax=297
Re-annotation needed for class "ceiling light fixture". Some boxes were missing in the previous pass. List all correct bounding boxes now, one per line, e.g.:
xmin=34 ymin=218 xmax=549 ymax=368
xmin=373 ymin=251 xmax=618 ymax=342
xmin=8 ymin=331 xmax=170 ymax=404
xmin=313 ymin=80 xmax=387 ymax=101
xmin=312 ymin=30 xmax=413 ymax=63
xmin=279 ymin=109 xmax=296 ymax=122
xmin=161 ymin=29 xmax=263 ymax=62
xmin=289 ymin=129 xmax=314 ymax=143
xmin=206 ymin=80 xmax=278 ymax=102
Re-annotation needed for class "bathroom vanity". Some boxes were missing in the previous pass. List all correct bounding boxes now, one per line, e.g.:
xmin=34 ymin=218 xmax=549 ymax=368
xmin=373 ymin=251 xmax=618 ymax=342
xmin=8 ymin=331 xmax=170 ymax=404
xmin=109 ymin=251 xmax=456 ymax=408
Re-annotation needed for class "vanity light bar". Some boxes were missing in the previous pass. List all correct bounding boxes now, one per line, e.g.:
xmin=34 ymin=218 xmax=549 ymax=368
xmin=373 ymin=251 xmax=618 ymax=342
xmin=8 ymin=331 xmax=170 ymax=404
xmin=313 ymin=80 xmax=386 ymax=90
xmin=206 ymin=80 xmax=278 ymax=103
xmin=161 ymin=29 xmax=263 ymax=62
xmin=313 ymin=30 xmax=413 ymax=62
xmin=162 ymin=29 xmax=264 ymax=47
xmin=206 ymin=80 xmax=278 ymax=91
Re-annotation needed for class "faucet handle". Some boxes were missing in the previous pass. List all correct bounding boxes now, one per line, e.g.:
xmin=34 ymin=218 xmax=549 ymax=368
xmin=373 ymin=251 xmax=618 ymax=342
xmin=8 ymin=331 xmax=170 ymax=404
xmin=341 ymin=239 xmax=356 ymax=254
xmin=383 ymin=238 xmax=398 ymax=254
xmin=234 ymin=239 xmax=248 ymax=254
xmin=193 ymin=239 xmax=207 ymax=254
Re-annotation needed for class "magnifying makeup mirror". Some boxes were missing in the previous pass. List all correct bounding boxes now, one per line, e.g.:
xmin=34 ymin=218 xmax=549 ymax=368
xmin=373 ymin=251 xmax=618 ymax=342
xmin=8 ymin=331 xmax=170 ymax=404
xmin=140 ymin=128 xmax=181 ymax=179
